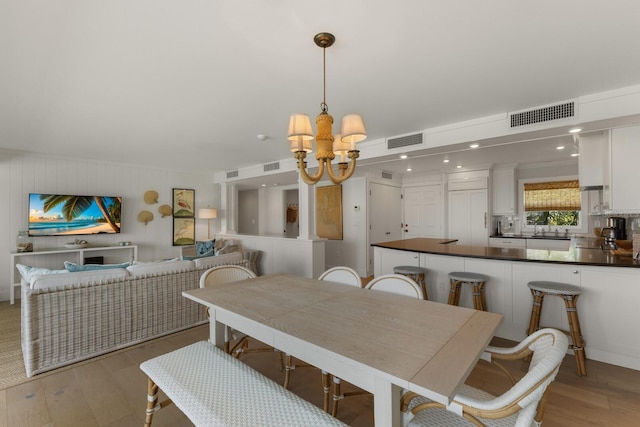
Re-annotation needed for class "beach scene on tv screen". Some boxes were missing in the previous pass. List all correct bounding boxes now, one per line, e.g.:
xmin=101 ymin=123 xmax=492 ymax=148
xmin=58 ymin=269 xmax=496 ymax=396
xmin=29 ymin=194 xmax=122 ymax=236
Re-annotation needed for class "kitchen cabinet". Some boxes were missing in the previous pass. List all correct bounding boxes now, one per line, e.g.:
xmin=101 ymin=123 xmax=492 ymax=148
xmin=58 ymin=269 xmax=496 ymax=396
xmin=489 ymin=237 xmax=526 ymax=249
xmin=448 ymin=189 xmax=489 ymax=246
xmin=373 ymin=247 xmax=419 ymax=277
xmin=610 ymin=125 xmax=640 ymax=211
xmin=492 ymin=168 xmax=516 ymax=215
xmin=578 ymin=131 xmax=610 ymax=191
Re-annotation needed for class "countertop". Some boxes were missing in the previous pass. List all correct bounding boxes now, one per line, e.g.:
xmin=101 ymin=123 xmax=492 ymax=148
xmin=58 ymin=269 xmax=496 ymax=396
xmin=372 ymin=237 xmax=640 ymax=268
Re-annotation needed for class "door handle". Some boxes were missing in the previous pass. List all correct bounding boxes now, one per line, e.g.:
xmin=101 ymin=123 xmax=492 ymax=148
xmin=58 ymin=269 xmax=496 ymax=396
xmin=385 ymin=232 xmax=391 ymax=235
xmin=484 ymin=212 xmax=487 ymax=228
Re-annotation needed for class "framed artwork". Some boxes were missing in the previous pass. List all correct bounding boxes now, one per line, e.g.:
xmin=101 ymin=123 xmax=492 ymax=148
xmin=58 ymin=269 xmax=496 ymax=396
xmin=316 ymin=184 xmax=343 ymax=240
xmin=173 ymin=188 xmax=195 ymax=218
xmin=173 ymin=217 xmax=195 ymax=246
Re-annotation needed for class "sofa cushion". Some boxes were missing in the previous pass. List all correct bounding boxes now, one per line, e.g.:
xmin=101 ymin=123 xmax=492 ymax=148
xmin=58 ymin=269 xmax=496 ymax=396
xmin=30 ymin=269 xmax=129 ymax=290
xmin=127 ymin=259 xmax=195 ymax=277
xmin=192 ymin=251 xmax=244 ymax=269
xmin=16 ymin=264 xmax=67 ymax=283
xmin=64 ymin=261 xmax=131 ymax=272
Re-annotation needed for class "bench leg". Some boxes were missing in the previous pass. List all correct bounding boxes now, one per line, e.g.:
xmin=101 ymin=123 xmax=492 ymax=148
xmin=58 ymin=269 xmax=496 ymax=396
xmin=145 ymin=378 xmax=159 ymax=427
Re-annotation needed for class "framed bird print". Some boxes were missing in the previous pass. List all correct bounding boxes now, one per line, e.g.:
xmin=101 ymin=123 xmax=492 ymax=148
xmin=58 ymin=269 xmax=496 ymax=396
xmin=172 ymin=188 xmax=195 ymax=218
xmin=173 ymin=217 xmax=195 ymax=246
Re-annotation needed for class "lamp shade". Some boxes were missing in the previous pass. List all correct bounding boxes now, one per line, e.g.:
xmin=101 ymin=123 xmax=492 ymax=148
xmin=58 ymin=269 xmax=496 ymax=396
xmin=287 ymin=114 xmax=314 ymax=141
xmin=341 ymin=114 xmax=367 ymax=149
xmin=198 ymin=208 xmax=217 ymax=219
xmin=290 ymin=136 xmax=313 ymax=153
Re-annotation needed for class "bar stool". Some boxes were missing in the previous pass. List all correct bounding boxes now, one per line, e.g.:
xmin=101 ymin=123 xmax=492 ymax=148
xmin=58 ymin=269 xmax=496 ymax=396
xmin=447 ymin=272 xmax=489 ymax=311
xmin=393 ymin=266 xmax=429 ymax=300
xmin=527 ymin=281 xmax=587 ymax=376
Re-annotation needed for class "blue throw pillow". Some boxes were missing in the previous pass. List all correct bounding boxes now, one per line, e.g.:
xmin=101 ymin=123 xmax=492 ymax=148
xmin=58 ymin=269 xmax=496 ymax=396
xmin=64 ymin=261 xmax=130 ymax=272
xmin=196 ymin=239 xmax=215 ymax=257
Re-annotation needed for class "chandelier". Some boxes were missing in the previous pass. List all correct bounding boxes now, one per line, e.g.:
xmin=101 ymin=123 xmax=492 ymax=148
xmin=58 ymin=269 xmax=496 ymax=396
xmin=287 ymin=32 xmax=367 ymax=185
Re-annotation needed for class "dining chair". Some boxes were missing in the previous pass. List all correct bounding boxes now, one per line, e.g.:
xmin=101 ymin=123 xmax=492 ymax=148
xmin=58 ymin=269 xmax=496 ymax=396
xmin=330 ymin=273 xmax=424 ymax=416
xmin=199 ymin=265 xmax=272 ymax=357
xmin=284 ymin=266 xmax=363 ymax=413
xmin=400 ymin=328 xmax=568 ymax=427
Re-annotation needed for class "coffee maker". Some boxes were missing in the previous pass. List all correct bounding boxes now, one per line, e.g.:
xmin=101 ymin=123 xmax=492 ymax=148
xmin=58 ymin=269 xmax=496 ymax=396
xmin=607 ymin=216 xmax=626 ymax=240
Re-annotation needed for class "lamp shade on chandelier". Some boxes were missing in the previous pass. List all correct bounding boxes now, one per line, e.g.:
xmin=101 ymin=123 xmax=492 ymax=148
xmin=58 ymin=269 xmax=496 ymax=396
xmin=287 ymin=32 xmax=367 ymax=185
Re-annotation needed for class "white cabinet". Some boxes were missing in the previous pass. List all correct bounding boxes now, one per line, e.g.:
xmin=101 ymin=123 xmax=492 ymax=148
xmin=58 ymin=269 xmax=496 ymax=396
xmin=492 ymin=168 xmax=516 ymax=215
xmin=448 ymin=189 xmax=489 ymax=246
xmin=610 ymin=125 xmax=640 ymax=211
xmin=578 ymin=131 xmax=610 ymax=191
xmin=489 ymin=237 xmax=526 ymax=249
xmin=373 ymin=247 xmax=419 ymax=277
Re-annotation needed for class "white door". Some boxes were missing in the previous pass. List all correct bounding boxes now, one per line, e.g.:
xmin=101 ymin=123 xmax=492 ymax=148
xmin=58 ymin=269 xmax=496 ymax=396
xmin=448 ymin=191 xmax=471 ymax=243
xmin=403 ymin=185 xmax=443 ymax=238
xmin=469 ymin=189 xmax=489 ymax=246
xmin=369 ymin=183 xmax=402 ymax=274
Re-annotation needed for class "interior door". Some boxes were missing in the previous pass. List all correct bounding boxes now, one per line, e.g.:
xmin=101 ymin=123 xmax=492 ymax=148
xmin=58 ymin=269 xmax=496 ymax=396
xmin=447 ymin=190 xmax=471 ymax=243
xmin=369 ymin=183 xmax=402 ymax=273
xmin=469 ymin=189 xmax=489 ymax=246
xmin=403 ymin=185 xmax=443 ymax=238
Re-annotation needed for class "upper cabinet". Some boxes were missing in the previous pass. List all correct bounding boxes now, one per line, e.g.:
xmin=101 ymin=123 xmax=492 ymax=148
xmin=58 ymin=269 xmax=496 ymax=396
xmin=578 ymin=131 xmax=610 ymax=191
xmin=492 ymin=168 xmax=516 ymax=215
xmin=610 ymin=125 xmax=640 ymax=211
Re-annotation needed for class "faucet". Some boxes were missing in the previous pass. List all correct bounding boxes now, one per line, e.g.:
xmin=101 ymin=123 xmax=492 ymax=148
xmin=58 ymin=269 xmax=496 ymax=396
xmin=554 ymin=228 xmax=559 ymax=237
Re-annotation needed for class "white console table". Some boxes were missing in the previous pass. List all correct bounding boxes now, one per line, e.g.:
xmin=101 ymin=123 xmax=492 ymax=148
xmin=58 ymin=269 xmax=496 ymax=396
xmin=9 ymin=245 xmax=137 ymax=304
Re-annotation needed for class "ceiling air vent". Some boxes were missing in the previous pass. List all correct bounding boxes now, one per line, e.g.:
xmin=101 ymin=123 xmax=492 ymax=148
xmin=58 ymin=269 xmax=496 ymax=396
xmin=226 ymin=170 xmax=239 ymax=179
xmin=510 ymin=101 xmax=575 ymax=128
xmin=387 ymin=132 xmax=423 ymax=150
xmin=263 ymin=162 xmax=280 ymax=172
xmin=381 ymin=171 xmax=393 ymax=180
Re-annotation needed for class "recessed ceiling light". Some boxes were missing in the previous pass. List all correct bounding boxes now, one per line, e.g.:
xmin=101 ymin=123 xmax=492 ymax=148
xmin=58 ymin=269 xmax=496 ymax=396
xmin=469 ymin=143 xmax=480 ymax=149
xmin=571 ymin=153 xmax=580 ymax=157
xmin=399 ymin=154 xmax=408 ymax=159
xmin=406 ymin=167 xmax=412 ymax=172
xmin=456 ymin=165 xmax=462 ymax=169
xmin=256 ymin=134 xmax=269 ymax=141
xmin=261 ymin=184 xmax=267 ymax=187
xmin=556 ymin=146 xmax=565 ymax=150
xmin=569 ymin=128 xmax=582 ymax=134
xmin=443 ymin=159 xmax=450 ymax=163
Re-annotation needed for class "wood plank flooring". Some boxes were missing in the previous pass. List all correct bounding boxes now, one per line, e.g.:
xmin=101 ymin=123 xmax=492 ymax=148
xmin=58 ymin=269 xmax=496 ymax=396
xmin=2 ymin=325 xmax=639 ymax=426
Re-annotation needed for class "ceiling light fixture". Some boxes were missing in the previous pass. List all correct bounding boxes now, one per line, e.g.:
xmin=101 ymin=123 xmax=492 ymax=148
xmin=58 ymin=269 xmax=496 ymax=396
xmin=569 ymin=128 xmax=582 ymax=133
xmin=400 ymin=154 xmax=408 ymax=159
xmin=406 ymin=167 xmax=412 ymax=172
xmin=556 ymin=146 xmax=565 ymax=150
xmin=456 ymin=165 xmax=462 ymax=169
xmin=443 ymin=159 xmax=450 ymax=163
xmin=571 ymin=153 xmax=580 ymax=157
xmin=287 ymin=32 xmax=366 ymax=185
xmin=469 ymin=143 xmax=480 ymax=149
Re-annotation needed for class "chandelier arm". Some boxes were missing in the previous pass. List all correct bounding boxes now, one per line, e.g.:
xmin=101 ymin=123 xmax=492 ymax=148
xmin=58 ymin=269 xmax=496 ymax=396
xmin=298 ymin=156 xmax=326 ymax=185
xmin=326 ymin=155 xmax=358 ymax=185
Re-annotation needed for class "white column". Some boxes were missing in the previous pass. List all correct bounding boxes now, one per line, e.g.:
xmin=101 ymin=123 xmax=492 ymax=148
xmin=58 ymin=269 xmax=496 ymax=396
xmin=220 ymin=183 xmax=238 ymax=234
xmin=297 ymin=180 xmax=318 ymax=240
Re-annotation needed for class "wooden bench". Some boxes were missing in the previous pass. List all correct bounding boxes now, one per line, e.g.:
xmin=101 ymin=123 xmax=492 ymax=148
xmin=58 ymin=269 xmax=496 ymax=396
xmin=140 ymin=340 xmax=347 ymax=426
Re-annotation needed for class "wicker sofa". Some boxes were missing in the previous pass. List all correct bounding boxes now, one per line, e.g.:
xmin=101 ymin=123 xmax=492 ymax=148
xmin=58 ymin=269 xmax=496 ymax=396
xmin=20 ymin=252 xmax=249 ymax=377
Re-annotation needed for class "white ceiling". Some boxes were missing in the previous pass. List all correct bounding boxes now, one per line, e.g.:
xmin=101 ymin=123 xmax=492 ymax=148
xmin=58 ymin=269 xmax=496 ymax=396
xmin=3 ymin=1 xmax=640 ymax=187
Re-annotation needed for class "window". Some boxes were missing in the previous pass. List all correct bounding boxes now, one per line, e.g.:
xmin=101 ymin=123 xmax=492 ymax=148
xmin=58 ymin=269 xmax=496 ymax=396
xmin=523 ymin=179 xmax=581 ymax=227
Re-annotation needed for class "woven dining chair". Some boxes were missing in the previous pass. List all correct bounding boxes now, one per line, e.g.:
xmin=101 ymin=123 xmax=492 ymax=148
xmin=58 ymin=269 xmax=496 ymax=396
xmin=401 ymin=328 xmax=568 ymax=427
xmin=329 ymin=273 xmax=424 ymax=416
xmin=283 ymin=266 xmax=363 ymax=413
xmin=199 ymin=265 xmax=273 ymax=358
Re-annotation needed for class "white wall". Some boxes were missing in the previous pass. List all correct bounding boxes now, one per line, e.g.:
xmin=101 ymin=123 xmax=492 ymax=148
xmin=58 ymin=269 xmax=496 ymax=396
xmin=2 ymin=149 xmax=213 ymax=301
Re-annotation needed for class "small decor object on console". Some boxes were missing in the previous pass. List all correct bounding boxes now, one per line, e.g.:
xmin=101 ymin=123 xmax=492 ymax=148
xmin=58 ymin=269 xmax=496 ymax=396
xmin=64 ymin=239 xmax=88 ymax=249
xmin=16 ymin=231 xmax=33 ymax=252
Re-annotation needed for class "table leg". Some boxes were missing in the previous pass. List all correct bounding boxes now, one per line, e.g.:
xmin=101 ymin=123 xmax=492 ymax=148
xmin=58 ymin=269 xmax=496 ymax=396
xmin=208 ymin=309 xmax=226 ymax=350
xmin=373 ymin=376 xmax=403 ymax=427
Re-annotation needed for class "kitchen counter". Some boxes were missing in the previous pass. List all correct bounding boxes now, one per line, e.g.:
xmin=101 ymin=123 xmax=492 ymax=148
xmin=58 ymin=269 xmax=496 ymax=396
xmin=372 ymin=237 xmax=639 ymax=268
xmin=490 ymin=234 xmax=571 ymax=241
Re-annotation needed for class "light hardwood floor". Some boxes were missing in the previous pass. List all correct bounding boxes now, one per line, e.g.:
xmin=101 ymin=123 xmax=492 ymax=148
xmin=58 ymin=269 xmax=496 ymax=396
xmin=2 ymin=324 xmax=639 ymax=427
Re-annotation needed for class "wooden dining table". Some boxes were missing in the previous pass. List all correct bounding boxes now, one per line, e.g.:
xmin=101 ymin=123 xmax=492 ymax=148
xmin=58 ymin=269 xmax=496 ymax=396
xmin=183 ymin=273 xmax=502 ymax=427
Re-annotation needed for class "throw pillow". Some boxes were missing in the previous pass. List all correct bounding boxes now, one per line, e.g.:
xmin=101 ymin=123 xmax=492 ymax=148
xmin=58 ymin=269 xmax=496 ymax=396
xmin=64 ymin=261 xmax=131 ymax=272
xmin=16 ymin=264 xmax=67 ymax=282
xmin=196 ymin=239 xmax=215 ymax=257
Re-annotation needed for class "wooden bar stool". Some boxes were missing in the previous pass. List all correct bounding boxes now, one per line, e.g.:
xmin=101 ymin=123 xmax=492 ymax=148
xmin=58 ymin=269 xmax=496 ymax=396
xmin=527 ymin=281 xmax=587 ymax=376
xmin=447 ymin=272 xmax=489 ymax=311
xmin=393 ymin=266 xmax=429 ymax=300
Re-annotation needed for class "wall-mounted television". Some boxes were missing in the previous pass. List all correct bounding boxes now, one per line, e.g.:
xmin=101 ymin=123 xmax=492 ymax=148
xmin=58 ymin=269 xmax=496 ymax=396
xmin=28 ymin=193 xmax=122 ymax=236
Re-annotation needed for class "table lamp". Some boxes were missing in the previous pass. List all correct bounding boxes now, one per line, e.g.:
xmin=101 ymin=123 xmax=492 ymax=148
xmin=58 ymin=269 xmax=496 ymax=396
xmin=198 ymin=208 xmax=217 ymax=240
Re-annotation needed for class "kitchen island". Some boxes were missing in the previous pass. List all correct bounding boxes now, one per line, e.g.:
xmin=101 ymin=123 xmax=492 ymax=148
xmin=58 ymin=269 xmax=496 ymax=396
xmin=372 ymin=237 xmax=640 ymax=371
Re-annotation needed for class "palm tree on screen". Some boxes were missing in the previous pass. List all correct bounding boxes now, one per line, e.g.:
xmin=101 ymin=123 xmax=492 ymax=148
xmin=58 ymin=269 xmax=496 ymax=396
xmin=40 ymin=195 xmax=121 ymax=233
